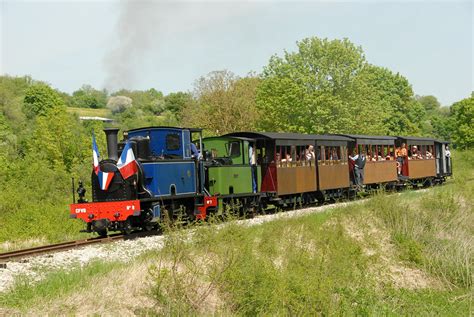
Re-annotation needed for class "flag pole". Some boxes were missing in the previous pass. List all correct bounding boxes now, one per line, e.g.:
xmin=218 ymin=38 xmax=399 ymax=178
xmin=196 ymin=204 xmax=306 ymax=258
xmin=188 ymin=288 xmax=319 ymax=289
xmin=72 ymin=177 xmax=76 ymax=204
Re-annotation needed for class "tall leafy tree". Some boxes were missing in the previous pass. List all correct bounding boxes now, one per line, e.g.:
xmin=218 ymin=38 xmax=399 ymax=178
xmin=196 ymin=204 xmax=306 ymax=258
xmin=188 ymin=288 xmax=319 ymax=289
xmin=71 ymin=85 xmax=108 ymax=109
xmin=181 ymin=70 xmax=260 ymax=135
xmin=356 ymin=65 xmax=425 ymax=136
xmin=23 ymin=83 xmax=65 ymax=118
xmin=416 ymin=95 xmax=441 ymax=113
xmin=449 ymin=96 xmax=473 ymax=149
xmin=164 ymin=92 xmax=193 ymax=120
xmin=257 ymin=37 xmax=369 ymax=134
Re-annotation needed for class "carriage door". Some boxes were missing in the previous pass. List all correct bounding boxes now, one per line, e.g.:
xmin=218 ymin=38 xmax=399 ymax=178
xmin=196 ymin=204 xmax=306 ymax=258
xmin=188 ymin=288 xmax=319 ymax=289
xmin=435 ymin=143 xmax=443 ymax=175
xmin=259 ymin=139 xmax=277 ymax=192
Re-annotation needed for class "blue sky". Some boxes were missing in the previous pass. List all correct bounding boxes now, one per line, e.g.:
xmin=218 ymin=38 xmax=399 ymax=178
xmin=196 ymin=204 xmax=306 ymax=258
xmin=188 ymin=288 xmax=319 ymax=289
xmin=1 ymin=0 xmax=472 ymax=106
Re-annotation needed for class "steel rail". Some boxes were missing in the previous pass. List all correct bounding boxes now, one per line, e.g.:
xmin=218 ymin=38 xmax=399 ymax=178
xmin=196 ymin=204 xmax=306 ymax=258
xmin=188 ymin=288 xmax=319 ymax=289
xmin=0 ymin=234 xmax=125 ymax=262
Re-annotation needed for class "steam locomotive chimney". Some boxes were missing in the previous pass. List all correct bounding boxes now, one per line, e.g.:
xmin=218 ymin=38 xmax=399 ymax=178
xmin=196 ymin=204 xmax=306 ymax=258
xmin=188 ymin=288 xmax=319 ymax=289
xmin=103 ymin=128 xmax=119 ymax=161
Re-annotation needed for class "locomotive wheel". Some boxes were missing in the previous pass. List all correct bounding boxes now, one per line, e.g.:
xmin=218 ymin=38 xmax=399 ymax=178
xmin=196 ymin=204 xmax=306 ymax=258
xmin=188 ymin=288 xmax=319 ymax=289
xmin=144 ymin=223 xmax=155 ymax=231
xmin=97 ymin=229 xmax=107 ymax=238
xmin=122 ymin=220 xmax=132 ymax=235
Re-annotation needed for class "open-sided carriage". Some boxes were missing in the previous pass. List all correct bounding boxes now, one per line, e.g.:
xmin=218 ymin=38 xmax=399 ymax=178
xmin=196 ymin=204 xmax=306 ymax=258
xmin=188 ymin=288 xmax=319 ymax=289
xmin=341 ymin=135 xmax=399 ymax=186
xmin=396 ymin=136 xmax=452 ymax=185
xmin=224 ymin=132 xmax=353 ymax=203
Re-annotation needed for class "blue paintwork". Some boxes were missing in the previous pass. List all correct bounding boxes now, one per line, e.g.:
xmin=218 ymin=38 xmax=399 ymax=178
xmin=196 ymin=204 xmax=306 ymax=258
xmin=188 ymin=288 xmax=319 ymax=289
xmin=128 ymin=127 xmax=192 ymax=159
xmin=142 ymin=161 xmax=197 ymax=197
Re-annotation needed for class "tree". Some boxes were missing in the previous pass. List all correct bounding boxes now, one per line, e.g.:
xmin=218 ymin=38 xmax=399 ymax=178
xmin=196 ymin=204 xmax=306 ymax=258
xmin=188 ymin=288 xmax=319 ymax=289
xmin=28 ymin=106 xmax=88 ymax=170
xmin=256 ymin=37 xmax=367 ymax=134
xmin=180 ymin=70 xmax=260 ymax=135
xmin=416 ymin=95 xmax=441 ymax=113
xmin=256 ymin=37 xmax=431 ymax=136
xmin=164 ymin=92 xmax=193 ymax=119
xmin=356 ymin=65 xmax=425 ymax=136
xmin=23 ymin=83 xmax=65 ymax=118
xmin=71 ymin=85 xmax=107 ymax=109
xmin=449 ymin=96 xmax=473 ymax=149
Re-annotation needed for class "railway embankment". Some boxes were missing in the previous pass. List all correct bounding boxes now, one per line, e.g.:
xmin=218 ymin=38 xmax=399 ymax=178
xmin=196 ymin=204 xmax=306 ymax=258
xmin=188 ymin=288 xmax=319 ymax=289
xmin=0 ymin=150 xmax=472 ymax=315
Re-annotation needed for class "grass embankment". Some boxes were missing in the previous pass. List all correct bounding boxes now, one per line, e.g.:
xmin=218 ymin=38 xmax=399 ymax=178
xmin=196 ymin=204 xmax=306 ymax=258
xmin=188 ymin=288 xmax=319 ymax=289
xmin=66 ymin=107 xmax=111 ymax=118
xmin=1 ymin=151 xmax=472 ymax=315
xmin=0 ymin=159 xmax=90 ymax=252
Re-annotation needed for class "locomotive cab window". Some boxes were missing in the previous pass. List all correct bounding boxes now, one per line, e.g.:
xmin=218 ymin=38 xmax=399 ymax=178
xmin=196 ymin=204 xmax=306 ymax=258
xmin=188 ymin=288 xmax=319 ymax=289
xmin=166 ymin=133 xmax=180 ymax=151
xmin=226 ymin=141 xmax=241 ymax=158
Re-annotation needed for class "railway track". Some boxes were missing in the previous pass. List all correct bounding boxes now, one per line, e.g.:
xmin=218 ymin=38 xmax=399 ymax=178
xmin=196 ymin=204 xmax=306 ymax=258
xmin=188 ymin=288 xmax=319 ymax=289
xmin=0 ymin=234 xmax=126 ymax=262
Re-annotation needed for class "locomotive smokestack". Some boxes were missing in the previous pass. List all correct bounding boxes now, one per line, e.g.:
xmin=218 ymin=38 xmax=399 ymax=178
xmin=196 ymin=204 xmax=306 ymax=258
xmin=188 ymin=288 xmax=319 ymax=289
xmin=103 ymin=128 xmax=120 ymax=161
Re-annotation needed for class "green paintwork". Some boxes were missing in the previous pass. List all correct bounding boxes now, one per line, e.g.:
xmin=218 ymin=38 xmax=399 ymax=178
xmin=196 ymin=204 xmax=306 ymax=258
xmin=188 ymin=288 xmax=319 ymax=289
xmin=203 ymin=136 xmax=262 ymax=196
xmin=202 ymin=136 xmax=247 ymax=165
xmin=208 ymin=165 xmax=262 ymax=195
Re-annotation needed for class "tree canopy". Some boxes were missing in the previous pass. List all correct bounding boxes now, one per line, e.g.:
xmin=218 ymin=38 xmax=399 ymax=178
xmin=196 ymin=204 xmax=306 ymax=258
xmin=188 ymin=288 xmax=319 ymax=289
xmin=23 ymin=83 xmax=65 ymax=118
xmin=181 ymin=70 xmax=260 ymax=135
xmin=256 ymin=37 xmax=430 ymax=136
xmin=450 ymin=96 xmax=473 ymax=149
xmin=71 ymin=85 xmax=108 ymax=109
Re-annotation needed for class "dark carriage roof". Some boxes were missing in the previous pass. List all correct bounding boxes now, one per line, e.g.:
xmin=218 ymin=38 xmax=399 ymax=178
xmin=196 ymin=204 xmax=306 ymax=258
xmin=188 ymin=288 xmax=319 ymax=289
xmin=397 ymin=136 xmax=437 ymax=145
xmin=339 ymin=134 xmax=397 ymax=145
xmin=202 ymin=135 xmax=255 ymax=142
xmin=225 ymin=131 xmax=314 ymax=140
xmin=340 ymin=134 xmax=397 ymax=140
xmin=398 ymin=136 xmax=436 ymax=142
xmin=225 ymin=132 xmax=351 ymax=141
xmin=224 ymin=132 xmax=352 ymax=146
xmin=127 ymin=126 xmax=202 ymax=133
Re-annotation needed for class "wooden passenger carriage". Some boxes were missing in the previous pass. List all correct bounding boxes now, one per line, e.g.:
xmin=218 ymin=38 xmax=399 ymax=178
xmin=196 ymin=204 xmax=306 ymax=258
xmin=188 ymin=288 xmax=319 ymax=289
xmin=313 ymin=135 xmax=352 ymax=190
xmin=341 ymin=135 xmax=398 ymax=185
xmin=224 ymin=132 xmax=352 ymax=197
xmin=396 ymin=136 xmax=437 ymax=180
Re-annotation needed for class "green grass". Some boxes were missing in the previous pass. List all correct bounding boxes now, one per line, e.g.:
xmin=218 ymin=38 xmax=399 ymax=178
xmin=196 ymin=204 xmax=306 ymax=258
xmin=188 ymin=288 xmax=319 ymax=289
xmin=146 ymin=200 xmax=471 ymax=315
xmin=67 ymin=107 xmax=111 ymax=118
xmin=1 ymin=260 xmax=124 ymax=310
xmin=145 ymin=150 xmax=473 ymax=315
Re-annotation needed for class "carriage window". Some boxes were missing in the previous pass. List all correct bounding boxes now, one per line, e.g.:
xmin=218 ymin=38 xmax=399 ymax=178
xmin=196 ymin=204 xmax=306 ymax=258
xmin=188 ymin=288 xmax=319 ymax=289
xmin=275 ymin=145 xmax=294 ymax=167
xmin=166 ymin=133 xmax=180 ymax=151
xmin=227 ymin=141 xmax=241 ymax=158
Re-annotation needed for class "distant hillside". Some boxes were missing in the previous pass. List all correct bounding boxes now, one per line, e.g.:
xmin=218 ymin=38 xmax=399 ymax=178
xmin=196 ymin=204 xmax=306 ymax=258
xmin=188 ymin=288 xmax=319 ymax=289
xmin=67 ymin=107 xmax=111 ymax=118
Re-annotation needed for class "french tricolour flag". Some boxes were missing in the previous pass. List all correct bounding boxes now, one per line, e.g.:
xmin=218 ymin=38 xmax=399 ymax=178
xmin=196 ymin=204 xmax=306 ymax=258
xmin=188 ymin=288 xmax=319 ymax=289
xmin=92 ymin=133 xmax=100 ymax=175
xmin=92 ymin=133 xmax=114 ymax=191
xmin=97 ymin=170 xmax=115 ymax=191
xmin=117 ymin=142 xmax=138 ymax=180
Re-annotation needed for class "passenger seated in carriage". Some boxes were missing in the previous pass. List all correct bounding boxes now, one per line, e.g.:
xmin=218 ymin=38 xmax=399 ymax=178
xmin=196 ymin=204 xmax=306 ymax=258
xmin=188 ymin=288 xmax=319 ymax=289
xmin=281 ymin=153 xmax=292 ymax=163
xmin=305 ymin=145 xmax=315 ymax=161
xmin=330 ymin=148 xmax=339 ymax=160
xmin=411 ymin=146 xmax=423 ymax=160
xmin=275 ymin=152 xmax=281 ymax=162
